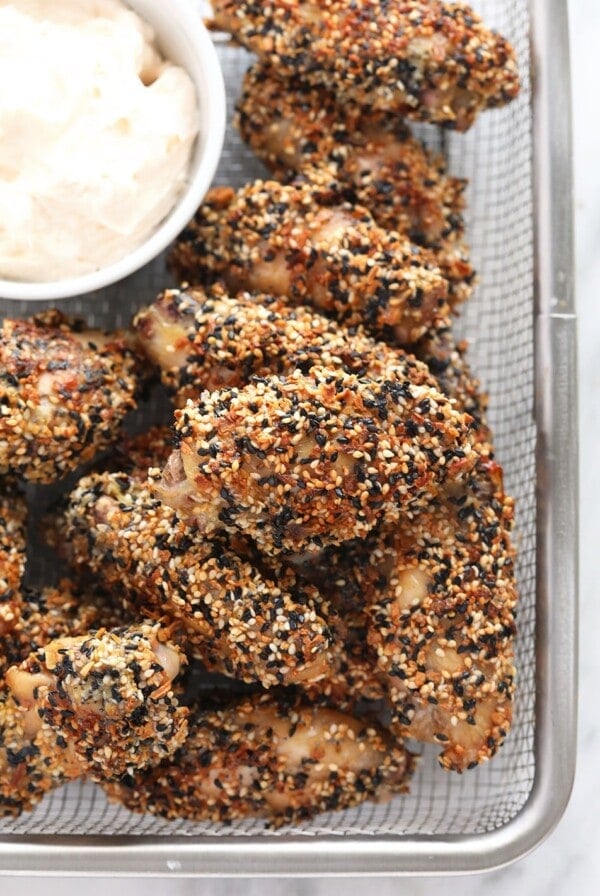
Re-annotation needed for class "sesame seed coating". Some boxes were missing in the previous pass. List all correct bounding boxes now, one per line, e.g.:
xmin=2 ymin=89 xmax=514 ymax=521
xmin=169 ymin=181 xmax=449 ymax=345
xmin=7 ymin=624 xmax=189 ymax=782
xmin=103 ymin=693 xmax=415 ymax=825
xmin=133 ymin=287 xmax=451 ymax=407
xmin=2 ymin=579 xmax=130 ymax=674
xmin=0 ymin=690 xmax=72 ymax=818
xmin=0 ymin=489 xmax=27 ymax=673
xmin=412 ymin=313 xmax=490 ymax=442
xmin=58 ymin=472 xmax=335 ymax=688
xmin=212 ymin=0 xmax=520 ymax=131
xmin=367 ymin=452 xmax=517 ymax=771
xmin=157 ymin=366 xmax=477 ymax=554
xmin=236 ymin=63 xmax=474 ymax=306
xmin=0 ymin=310 xmax=145 ymax=484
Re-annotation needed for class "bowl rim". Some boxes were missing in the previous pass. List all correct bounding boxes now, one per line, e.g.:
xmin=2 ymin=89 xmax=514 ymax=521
xmin=0 ymin=1 xmax=226 ymax=302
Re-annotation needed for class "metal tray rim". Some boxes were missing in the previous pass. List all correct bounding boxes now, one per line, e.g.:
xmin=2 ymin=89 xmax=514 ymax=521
xmin=0 ymin=0 xmax=577 ymax=876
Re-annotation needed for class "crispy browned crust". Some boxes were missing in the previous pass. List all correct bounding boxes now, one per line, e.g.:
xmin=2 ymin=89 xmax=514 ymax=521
xmin=103 ymin=692 xmax=415 ymax=825
xmin=213 ymin=0 xmax=520 ymax=131
xmin=157 ymin=367 xmax=477 ymax=554
xmin=236 ymin=64 xmax=475 ymax=306
xmin=133 ymin=287 xmax=451 ymax=406
xmin=169 ymin=181 xmax=449 ymax=345
xmin=0 ymin=310 xmax=145 ymax=483
xmin=58 ymin=471 xmax=335 ymax=688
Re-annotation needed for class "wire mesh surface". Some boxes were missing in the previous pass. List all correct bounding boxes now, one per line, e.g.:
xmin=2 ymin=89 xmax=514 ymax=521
xmin=0 ymin=0 xmax=536 ymax=843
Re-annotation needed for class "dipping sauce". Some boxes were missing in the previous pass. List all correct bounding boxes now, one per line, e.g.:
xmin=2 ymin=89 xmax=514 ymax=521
xmin=0 ymin=0 xmax=199 ymax=282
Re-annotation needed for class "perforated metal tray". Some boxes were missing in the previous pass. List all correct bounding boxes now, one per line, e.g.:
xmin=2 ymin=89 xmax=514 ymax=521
xmin=0 ymin=0 xmax=577 ymax=876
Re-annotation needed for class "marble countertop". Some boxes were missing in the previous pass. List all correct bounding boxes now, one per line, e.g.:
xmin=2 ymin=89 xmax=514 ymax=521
xmin=4 ymin=0 xmax=598 ymax=893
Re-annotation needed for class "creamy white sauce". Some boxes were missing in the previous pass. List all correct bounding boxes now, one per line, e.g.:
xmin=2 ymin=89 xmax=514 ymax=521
xmin=0 ymin=0 xmax=199 ymax=282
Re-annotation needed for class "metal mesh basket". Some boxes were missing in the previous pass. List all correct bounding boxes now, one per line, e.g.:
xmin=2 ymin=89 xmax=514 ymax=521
xmin=0 ymin=0 xmax=576 ymax=876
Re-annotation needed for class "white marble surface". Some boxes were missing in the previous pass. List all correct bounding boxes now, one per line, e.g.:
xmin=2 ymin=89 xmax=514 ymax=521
xmin=3 ymin=0 xmax=599 ymax=893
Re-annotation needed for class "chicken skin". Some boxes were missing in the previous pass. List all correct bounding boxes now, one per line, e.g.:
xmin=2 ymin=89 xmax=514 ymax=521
xmin=104 ymin=693 xmax=415 ymax=825
xmin=236 ymin=64 xmax=474 ymax=306
xmin=169 ymin=181 xmax=449 ymax=345
xmin=0 ymin=311 xmax=145 ymax=483
xmin=133 ymin=287 xmax=451 ymax=407
xmin=155 ymin=367 xmax=477 ymax=554
xmin=58 ymin=471 xmax=335 ymax=688
xmin=211 ymin=0 xmax=520 ymax=131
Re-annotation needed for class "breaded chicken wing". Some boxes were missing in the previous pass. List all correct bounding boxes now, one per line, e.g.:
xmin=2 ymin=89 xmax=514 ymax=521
xmin=0 ymin=490 xmax=27 ymax=666
xmin=104 ymin=693 xmax=415 ymax=825
xmin=6 ymin=623 xmax=188 ymax=782
xmin=0 ymin=690 xmax=76 ymax=817
xmin=58 ymin=471 xmax=335 ymax=688
xmin=0 ymin=310 xmax=145 ymax=483
xmin=367 ymin=453 xmax=517 ymax=771
xmin=155 ymin=367 xmax=477 ymax=554
xmin=133 ymin=288 xmax=448 ymax=407
xmin=169 ymin=181 xmax=449 ymax=345
xmin=212 ymin=0 xmax=520 ymax=131
xmin=236 ymin=64 xmax=474 ymax=305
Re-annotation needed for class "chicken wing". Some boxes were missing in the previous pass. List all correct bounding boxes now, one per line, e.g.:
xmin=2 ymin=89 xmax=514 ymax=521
xmin=6 ymin=623 xmax=188 ymax=783
xmin=133 ymin=287 xmax=448 ymax=407
xmin=169 ymin=181 xmax=449 ymax=345
xmin=57 ymin=471 xmax=335 ymax=688
xmin=0 ymin=490 xmax=27 ymax=668
xmin=155 ymin=367 xmax=477 ymax=554
xmin=103 ymin=693 xmax=415 ymax=825
xmin=367 ymin=453 xmax=517 ymax=771
xmin=236 ymin=64 xmax=474 ymax=306
xmin=212 ymin=0 xmax=520 ymax=131
xmin=0 ymin=310 xmax=145 ymax=483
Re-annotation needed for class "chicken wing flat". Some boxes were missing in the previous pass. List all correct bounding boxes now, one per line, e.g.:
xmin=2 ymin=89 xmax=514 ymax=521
xmin=236 ymin=64 xmax=474 ymax=306
xmin=169 ymin=181 xmax=449 ymax=345
xmin=367 ymin=453 xmax=517 ymax=772
xmin=104 ymin=693 xmax=415 ymax=825
xmin=133 ymin=288 xmax=449 ymax=407
xmin=6 ymin=623 xmax=188 ymax=783
xmin=0 ymin=310 xmax=145 ymax=483
xmin=58 ymin=471 xmax=335 ymax=688
xmin=211 ymin=0 xmax=520 ymax=131
xmin=155 ymin=367 xmax=477 ymax=554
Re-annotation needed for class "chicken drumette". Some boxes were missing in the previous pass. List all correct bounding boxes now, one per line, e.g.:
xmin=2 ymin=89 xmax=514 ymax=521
xmin=57 ymin=471 xmax=335 ymax=688
xmin=133 ymin=287 xmax=451 ymax=407
xmin=236 ymin=64 xmax=474 ymax=306
xmin=213 ymin=0 xmax=519 ymax=131
xmin=2 ymin=623 xmax=187 ymax=815
xmin=169 ymin=181 xmax=449 ymax=345
xmin=155 ymin=367 xmax=477 ymax=554
xmin=104 ymin=692 xmax=415 ymax=825
xmin=0 ymin=310 xmax=145 ymax=483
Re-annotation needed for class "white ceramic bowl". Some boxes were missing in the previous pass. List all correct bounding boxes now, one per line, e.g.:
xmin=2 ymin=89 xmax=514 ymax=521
xmin=0 ymin=0 xmax=225 ymax=302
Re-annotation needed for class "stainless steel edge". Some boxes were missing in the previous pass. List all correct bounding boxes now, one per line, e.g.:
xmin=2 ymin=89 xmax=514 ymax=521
xmin=0 ymin=0 xmax=577 ymax=875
